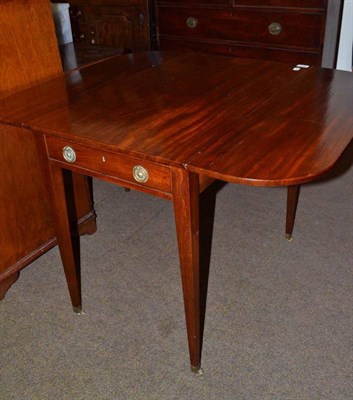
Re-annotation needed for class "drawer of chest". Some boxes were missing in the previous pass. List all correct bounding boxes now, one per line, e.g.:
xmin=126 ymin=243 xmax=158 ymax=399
xmin=158 ymin=0 xmax=229 ymax=4
xmin=46 ymin=137 xmax=171 ymax=193
xmin=158 ymin=7 xmax=324 ymax=50
xmin=159 ymin=36 xmax=321 ymax=65
xmin=232 ymin=0 xmax=326 ymax=8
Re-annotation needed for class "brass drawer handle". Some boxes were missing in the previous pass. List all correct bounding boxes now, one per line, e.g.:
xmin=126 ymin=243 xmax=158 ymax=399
xmin=133 ymin=165 xmax=149 ymax=183
xmin=186 ymin=17 xmax=198 ymax=29
xmin=268 ymin=22 xmax=282 ymax=35
xmin=62 ymin=146 xmax=77 ymax=163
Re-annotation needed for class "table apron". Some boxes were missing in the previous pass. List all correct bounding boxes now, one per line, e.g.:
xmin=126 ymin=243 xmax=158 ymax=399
xmin=46 ymin=136 xmax=173 ymax=200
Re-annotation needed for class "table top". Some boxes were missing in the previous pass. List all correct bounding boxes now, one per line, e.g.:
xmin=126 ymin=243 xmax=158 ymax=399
xmin=1 ymin=51 xmax=352 ymax=186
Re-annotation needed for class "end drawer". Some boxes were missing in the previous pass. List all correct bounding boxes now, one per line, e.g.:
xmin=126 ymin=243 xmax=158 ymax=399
xmin=46 ymin=137 xmax=171 ymax=193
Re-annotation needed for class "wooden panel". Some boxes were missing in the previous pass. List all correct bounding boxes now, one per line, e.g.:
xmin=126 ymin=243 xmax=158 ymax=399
xmin=0 ymin=0 xmax=62 ymax=98
xmin=0 ymin=125 xmax=54 ymax=271
xmin=69 ymin=2 xmax=150 ymax=51
xmin=95 ymin=14 xmax=135 ymax=48
xmin=0 ymin=0 xmax=96 ymax=299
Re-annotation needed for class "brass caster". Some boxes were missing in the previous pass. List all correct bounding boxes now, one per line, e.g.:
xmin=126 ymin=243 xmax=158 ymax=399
xmin=286 ymin=233 xmax=293 ymax=242
xmin=73 ymin=306 xmax=86 ymax=315
xmin=191 ymin=366 xmax=204 ymax=376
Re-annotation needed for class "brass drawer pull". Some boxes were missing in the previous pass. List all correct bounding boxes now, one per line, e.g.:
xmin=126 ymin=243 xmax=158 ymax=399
xmin=268 ymin=22 xmax=282 ymax=35
xmin=133 ymin=165 xmax=149 ymax=183
xmin=62 ymin=146 xmax=77 ymax=163
xmin=186 ymin=17 xmax=198 ymax=29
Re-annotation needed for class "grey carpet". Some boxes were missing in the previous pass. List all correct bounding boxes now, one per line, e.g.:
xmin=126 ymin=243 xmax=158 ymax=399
xmin=1 ymin=149 xmax=352 ymax=399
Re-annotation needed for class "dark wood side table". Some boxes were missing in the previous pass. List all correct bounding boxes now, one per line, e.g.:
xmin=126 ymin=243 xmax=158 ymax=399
xmin=0 ymin=52 xmax=351 ymax=373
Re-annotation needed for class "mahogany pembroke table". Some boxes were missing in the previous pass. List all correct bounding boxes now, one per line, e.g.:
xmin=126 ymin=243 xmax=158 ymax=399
xmin=0 ymin=52 xmax=352 ymax=373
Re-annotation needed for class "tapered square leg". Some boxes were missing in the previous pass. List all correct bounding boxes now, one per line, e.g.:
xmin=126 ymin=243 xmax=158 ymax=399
xmin=172 ymin=168 xmax=202 ymax=372
xmin=48 ymin=165 xmax=82 ymax=311
xmin=286 ymin=185 xmax=301 ymax=241
xmin=35 ymin=135 xmax=82 ymax=312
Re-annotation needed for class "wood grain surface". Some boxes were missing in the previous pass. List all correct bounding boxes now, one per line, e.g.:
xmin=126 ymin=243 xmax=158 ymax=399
xmin=0 ymin=51 xmax=351 ymax=186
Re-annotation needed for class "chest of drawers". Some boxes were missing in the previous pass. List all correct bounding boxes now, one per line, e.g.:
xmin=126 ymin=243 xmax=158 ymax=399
xmin=154 ymin=0 xmax=332 ymax=65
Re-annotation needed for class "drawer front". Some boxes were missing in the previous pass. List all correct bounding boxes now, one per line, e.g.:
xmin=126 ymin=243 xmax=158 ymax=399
xmin=157 ymin=0 xmax=230 ymax=4
xmin=158 ymin=0 xmax=325 ymax=7
xmin=232 ymin=0 xmax=326 ymax=9
xmin=158 ymin=7 xmax=324 ymax=50
xmin=46 ymin=137 xmax=171 ymax=193
xmin=159 ymin=36 xmax=322 ymax=65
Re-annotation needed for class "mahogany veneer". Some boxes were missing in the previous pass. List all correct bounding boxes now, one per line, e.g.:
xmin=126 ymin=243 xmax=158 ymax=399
xmin=0 ymin=51 xmax=351 ymax=371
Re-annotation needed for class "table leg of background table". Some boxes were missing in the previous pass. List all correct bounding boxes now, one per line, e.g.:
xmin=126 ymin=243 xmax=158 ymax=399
xmin=49 ymin=165 xmax=82 ymax=312
xmin=172 ymin=168 xmax=202 ymax=373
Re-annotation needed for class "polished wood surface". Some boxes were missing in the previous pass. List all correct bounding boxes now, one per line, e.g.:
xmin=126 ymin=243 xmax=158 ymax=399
xmin=1 ymin=52 xmax=351 ymax=185
xmin=0 ymin=0 xmax=96 ymax=299
xmin=187 ymin=65 xmax=353 ymax=185
xmin=0 ymin=51 xmax=351 ymax=369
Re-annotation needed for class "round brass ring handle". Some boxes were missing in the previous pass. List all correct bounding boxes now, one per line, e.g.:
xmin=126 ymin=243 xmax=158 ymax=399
xmin=186 ymin=17 xmax=198 ymax=29
xmin=63 ymin=146 xmax=77 ymax=163
xmin=132 ymin=165 xmax=149 ymax=183
xmin=268 ymin=22 xmax=282 ymax=35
